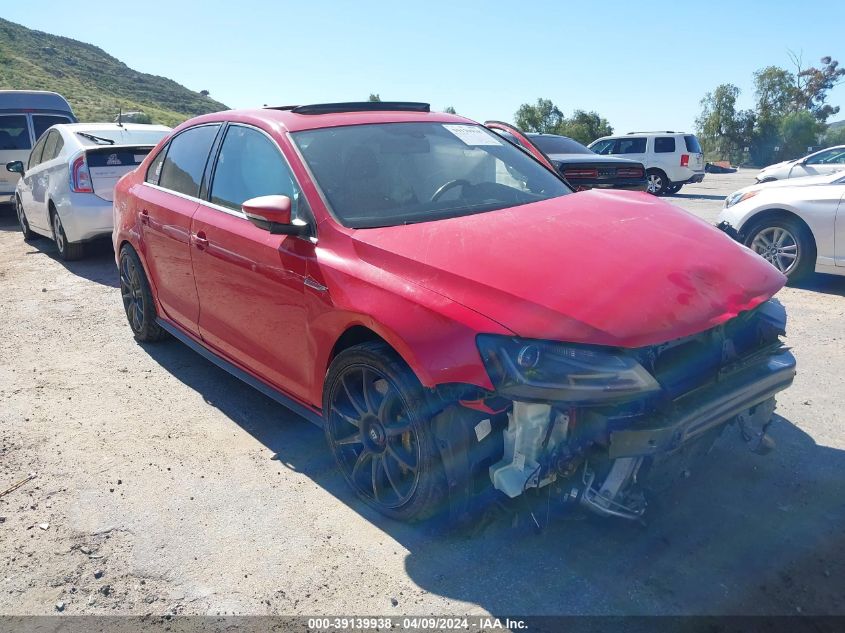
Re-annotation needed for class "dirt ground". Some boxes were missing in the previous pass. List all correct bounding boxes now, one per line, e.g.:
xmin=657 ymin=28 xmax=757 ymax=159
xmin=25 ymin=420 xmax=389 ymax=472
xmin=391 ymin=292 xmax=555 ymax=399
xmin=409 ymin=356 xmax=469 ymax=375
xmin=1 ymin=168 xmax=844 ymax=617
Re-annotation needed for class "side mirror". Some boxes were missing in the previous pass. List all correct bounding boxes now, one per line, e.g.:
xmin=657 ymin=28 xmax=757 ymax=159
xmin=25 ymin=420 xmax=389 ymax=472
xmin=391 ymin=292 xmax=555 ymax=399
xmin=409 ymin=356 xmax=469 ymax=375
xmin=5 ymin=161 xmax=24 ymax=175
xmin=242 ymin=195 xmax=307 ymax=236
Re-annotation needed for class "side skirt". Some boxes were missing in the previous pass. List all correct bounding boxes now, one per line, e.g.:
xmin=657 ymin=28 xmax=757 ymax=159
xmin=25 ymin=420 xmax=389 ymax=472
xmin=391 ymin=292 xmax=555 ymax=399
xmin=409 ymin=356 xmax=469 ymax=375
xmin=155 ymin=318 xmax=324 ymax=428
xmin=814 ymin=262 xmax=845 ymax=277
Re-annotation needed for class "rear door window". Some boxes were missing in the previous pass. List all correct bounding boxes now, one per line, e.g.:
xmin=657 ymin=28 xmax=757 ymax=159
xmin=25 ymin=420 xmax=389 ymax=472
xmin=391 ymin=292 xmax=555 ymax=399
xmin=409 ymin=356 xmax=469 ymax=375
xmin=0 ymin=115 xmax=32 ymax=150
xmin=614 ymin=138 xmax=647 ymax=154
xmin=28 ymin=135 xmax=49 ymax=169
xmin=654 ymin=137 xmax=676 ymax=153
xmin=684 ymin=135 xmax=702 ymax=153
xmin=209 ymin=125 xmax=300 ymax=212
xmin=157 ymin=125 xmax=220 ymax=197
xmin=33 ymin=115 xmax=72 ymax=141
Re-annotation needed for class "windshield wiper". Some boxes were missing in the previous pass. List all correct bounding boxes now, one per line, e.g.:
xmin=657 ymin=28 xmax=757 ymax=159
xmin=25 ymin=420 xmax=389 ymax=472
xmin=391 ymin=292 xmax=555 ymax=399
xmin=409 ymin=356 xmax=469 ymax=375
xmin=76 ymin=132 xmax=115 ymax=145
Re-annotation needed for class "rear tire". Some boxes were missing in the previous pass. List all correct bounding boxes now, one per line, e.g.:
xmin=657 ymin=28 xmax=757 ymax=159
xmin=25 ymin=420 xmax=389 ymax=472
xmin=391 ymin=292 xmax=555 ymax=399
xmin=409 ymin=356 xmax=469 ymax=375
xmin=646 ymin=169 xmax=669 ymax=195
xmin=15 ymin=196 xmax=36 ymax=241
xmin=743 ymin=216 xmax=815 ymax=283
xmin=323 ymin=341 xmax=446 ymax=522
xmin=50 ymin=207 xmax=84 ymax=260
xmin=119 ymin=244 xmax=167 ymax=342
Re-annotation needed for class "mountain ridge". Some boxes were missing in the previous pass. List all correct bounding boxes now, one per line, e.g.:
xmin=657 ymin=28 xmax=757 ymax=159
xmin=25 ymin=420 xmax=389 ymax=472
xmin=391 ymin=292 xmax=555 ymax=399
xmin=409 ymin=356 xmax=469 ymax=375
xmin=0 ymin=17 xmax=227 ymax=126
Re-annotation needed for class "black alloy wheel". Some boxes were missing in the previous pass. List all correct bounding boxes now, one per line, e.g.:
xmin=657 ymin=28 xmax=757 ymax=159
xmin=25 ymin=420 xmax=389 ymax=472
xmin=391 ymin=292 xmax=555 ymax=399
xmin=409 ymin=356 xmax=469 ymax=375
xmin=323 ymin=342 xmax=445 ymax=521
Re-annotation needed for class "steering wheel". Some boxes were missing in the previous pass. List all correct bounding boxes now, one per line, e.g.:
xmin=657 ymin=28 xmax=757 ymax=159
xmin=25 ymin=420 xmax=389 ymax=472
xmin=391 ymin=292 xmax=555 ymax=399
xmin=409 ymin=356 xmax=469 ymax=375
xmin=431 ymin=179 xmax=471 ymax=202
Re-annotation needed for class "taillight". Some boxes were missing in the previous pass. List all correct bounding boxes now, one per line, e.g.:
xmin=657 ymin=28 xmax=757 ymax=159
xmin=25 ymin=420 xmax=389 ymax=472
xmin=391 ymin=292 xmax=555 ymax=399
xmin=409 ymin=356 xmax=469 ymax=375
xmin=617 ymin=167 xmax=643 ymax=178
xmin=680 ymin=154 xmax=690 ymax=167
xmin=564 ymin=168 xmax=598 ymax=179
xmin=70 ymin=155 xmax=93 ymax=193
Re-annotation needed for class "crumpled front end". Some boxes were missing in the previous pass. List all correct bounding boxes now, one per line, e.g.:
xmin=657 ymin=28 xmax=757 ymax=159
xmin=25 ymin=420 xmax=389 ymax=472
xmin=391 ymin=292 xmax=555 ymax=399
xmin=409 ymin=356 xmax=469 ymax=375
xmin=433 ymin=300 xmax=796 ymax=522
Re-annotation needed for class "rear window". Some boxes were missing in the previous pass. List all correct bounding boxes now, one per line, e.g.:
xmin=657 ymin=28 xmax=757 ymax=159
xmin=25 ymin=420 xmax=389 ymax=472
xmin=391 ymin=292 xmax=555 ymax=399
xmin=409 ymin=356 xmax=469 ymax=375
xmin=75 ymin=128 xmax=169 ymax=146
xmin=87 ymin=149 xmax=151 ymax=168
xmin=0 ymin=114 xmax=31 ymax=150
xmin=684 ymin=135 xmax=702 ymax=153
xmin=654 ymin=137 xmax=676 ymax=153
xmin=33 ymin=115 xmax=72 ymax=141
xmin=529 ymin=135 xmax=592 ymax=155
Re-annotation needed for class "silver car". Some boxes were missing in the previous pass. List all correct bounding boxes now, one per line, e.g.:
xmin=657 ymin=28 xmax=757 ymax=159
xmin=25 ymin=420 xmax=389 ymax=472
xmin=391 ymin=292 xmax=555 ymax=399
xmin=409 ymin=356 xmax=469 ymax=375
xmin=6 ymin=123 xmax=170 ymax=260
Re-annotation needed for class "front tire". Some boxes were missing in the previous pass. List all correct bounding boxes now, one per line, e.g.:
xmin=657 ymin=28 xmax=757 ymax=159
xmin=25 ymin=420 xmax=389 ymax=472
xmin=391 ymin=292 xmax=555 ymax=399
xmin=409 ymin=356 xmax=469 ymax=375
xmin=323 ymin=341 xmax=446 ymax=522
xmin=119 ymin=245 xmax=166 ymax=342
xmin=16 ymin=196 xmax=37 ymax=241
xmin=646 ymin=169 xmax=669 ymax=195
xmin=744 ymin=217 xmax=815 ymax=282
xmin=51 ymin=208 xmax=84 ymax=260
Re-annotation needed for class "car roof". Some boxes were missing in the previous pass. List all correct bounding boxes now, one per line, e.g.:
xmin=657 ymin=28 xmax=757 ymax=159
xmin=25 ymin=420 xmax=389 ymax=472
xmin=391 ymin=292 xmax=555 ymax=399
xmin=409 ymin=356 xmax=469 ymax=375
xmin=599 ymin=131 xmax=690 ymax=139
xmin=0 ymin=90 xmax=74 ymax=113
xmin=170 ymin=104 xmax=474 ymax=136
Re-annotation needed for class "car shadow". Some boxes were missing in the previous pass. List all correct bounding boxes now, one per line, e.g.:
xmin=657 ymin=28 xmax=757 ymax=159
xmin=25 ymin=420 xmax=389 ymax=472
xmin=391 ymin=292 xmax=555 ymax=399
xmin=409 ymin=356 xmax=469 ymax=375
xmin=2 ymin=204 xmax=119 ymax=287
xmin=0 ymin=202 xmax=21 ymax=231
xmin=790 ymin=274 xmax=845 ymax=297
xmin=140 ymin=338 xmax=845 ymax=616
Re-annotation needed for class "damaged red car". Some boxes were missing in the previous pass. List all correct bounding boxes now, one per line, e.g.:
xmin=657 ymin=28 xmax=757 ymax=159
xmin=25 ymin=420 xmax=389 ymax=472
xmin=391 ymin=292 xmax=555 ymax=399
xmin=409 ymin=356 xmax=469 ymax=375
xmin=113 ymin=102 xmax=796 ymax=523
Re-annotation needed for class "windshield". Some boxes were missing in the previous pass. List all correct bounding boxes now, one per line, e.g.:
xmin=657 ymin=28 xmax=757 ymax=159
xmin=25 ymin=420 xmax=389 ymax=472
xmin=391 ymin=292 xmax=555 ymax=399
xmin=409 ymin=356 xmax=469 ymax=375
xmin=529 ymin=135 xmax=592 ymax=155
xmin=292 ymin=122 xmax=571 ymax=228
xmin=75 ymin=128 xmax=169 ymax=146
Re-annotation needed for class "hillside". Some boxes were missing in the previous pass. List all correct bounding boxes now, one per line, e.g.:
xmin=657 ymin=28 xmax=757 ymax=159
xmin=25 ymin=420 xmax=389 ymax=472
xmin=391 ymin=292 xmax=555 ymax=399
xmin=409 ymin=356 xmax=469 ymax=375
xmin=0 ymin=18 xmax=227 ymax=126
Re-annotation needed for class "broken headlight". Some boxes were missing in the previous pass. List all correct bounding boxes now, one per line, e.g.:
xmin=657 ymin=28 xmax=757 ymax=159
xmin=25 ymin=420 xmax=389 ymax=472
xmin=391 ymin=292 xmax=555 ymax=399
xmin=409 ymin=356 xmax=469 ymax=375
xmin=476 ymin=335 xmax=661 ymax=403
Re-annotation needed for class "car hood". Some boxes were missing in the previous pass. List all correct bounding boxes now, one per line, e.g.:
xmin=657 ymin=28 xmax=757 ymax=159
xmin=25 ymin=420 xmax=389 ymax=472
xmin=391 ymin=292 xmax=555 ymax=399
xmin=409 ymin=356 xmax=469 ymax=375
xmin=351 ymin=190 xmax=786 ymax=348
xmin=758 ymin=159 xmax=795 ymax=175
xmin=737 ymin=171 xmax=844 ymax=195
xmin=546 ymin=153 xmax=641 ymax=166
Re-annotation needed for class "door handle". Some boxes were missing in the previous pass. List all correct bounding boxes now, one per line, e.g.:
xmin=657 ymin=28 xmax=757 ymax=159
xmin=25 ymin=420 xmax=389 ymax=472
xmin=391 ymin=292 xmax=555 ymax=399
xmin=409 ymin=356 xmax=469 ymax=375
xmin=140 ymin=209 xmax=150 ymax=225
xmin=191 ymin=231 xmax=209 ymax=251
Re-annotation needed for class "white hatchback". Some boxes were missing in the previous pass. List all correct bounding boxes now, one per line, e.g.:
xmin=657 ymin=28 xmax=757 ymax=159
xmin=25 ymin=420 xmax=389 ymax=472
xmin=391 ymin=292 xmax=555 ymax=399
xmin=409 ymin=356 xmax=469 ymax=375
xmin=6 ymin=123 xmax=170 ymax=260
xmin=588 ymin=131 xmax=705 ymax=195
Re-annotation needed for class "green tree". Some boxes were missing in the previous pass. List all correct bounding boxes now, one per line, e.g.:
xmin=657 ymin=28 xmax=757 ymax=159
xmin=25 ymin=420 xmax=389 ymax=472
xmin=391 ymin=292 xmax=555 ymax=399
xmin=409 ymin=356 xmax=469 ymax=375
xmin=557 ymin=110 xmax=613 ymax=145
xmin=368 ymin=93 xmax=381 ymax=102
xmin=779 ymin=111 xmax=825 ymax=157
xmin=514 ymin=98 xmax=563 ymax=134
xmin=514 ymin=99 xmax=613 ymax=144
xmin=793 ymin=55 xmax=845 ymax=121
xmin=754 ymin=66 xmax=798 ymax=119
xmin=443 ymin=106 xmax=457 ymax=114
xmin=695 ymin=84 xmax=753 ymax=163
xmin=824 ymin=125 xmax=845 ymax=146
xmin=750 ymin=68 xmax=797 ymax=165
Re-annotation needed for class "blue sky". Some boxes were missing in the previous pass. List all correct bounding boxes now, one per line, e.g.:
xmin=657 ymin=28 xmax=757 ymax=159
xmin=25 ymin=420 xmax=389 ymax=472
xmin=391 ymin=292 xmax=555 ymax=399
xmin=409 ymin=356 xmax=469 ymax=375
xmin=5 ymin=1 xmax=844 ymax=133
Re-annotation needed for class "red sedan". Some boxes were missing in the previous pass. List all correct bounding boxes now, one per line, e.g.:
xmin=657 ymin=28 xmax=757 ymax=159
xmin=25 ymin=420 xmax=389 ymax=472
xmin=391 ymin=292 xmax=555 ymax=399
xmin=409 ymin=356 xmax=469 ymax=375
xmin=113 ymin=102 xmax=795 ymax=523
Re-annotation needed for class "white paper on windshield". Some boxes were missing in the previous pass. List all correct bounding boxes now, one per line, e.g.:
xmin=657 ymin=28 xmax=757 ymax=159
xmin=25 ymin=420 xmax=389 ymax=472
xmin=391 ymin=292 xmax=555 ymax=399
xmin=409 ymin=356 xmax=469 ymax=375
xmin=443 ymin=124 xmax=501 ymax=146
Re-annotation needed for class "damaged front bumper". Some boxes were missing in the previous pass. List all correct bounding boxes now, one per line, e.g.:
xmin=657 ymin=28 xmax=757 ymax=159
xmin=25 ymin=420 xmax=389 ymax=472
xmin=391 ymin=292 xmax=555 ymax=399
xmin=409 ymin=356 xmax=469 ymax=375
xmin=608 ymin=348 xmax=795 ymax=459
xmin=437 ymin=302 xmax=796 ymax=523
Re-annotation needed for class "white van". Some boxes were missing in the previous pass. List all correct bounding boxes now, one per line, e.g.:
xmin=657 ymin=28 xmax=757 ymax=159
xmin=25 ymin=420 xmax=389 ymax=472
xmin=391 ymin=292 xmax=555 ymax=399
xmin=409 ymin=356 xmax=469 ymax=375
xmin=588 ymin=131 xmax=705 ymax=195
xmin=0 ymin=91 xmax=77 ymax=203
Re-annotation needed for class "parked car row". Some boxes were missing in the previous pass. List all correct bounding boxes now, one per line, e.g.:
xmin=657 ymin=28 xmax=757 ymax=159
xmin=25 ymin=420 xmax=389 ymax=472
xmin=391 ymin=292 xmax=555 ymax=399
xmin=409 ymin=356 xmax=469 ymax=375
xmin=4 ymin=93 xmax=798 ymax=528
xmin=2 ymin=91 xmax=170 ymax=260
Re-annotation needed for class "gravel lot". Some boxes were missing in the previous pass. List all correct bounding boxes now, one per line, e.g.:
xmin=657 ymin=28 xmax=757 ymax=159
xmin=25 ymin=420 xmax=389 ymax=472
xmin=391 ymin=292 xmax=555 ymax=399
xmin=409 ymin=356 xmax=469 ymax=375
xmin=1 ymin=168 xmax=844 ymax=617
